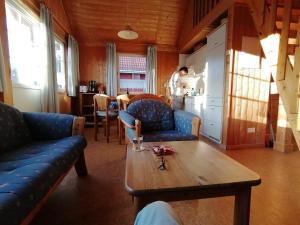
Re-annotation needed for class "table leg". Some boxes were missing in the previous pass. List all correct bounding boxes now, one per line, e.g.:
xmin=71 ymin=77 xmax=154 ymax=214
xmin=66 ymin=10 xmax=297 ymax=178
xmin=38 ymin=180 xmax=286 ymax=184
xmin=234 ymin=187 xmax=251 ymax=225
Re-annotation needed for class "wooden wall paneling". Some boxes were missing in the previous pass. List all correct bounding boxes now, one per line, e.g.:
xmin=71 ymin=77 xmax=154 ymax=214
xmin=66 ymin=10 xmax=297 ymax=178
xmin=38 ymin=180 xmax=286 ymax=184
xmin=193 ymin=0 xmax=197 ymax=27
xmin=58 ymin=92 xmax=71 ymax=114
xmin=156 ymin=51 xmax=179 ymax=96
xmin=221 ymin=6 xmax=234 ymax=148
xmin=200 ymin=0 xmax=204 ymax=20
xmin=79 ymin=45 xmax=106 ymax=86
xmin=0 ymin=0 xmax=13 ymax=105
xmin=225 ymin=3 xmax=271 ymax=149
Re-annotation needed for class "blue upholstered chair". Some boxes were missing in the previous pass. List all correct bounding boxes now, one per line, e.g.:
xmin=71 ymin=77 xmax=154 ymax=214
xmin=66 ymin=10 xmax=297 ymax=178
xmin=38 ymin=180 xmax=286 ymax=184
xmin=119 ymin=99 xmax=201 ymax=142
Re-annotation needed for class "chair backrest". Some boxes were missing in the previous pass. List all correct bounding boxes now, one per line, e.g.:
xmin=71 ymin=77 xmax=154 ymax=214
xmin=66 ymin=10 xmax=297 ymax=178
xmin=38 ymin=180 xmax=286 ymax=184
xmin=128 ymin=94 xmax=165 ymax=105
xmin=93 ymin=94 xmax=109 ymax=111
xmin=116 ymin=94 xmax=135 ymax=111
xmin=127 ymin=99 xmax=174 ymax=132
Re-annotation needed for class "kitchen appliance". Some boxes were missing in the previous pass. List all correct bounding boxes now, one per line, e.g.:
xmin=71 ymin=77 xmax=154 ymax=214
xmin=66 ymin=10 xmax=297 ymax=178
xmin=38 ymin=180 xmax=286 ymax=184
xmin=88 ymin=80 xmax=97 ymax=93
xmin=79 ymin=85 xmax=88 ymax=93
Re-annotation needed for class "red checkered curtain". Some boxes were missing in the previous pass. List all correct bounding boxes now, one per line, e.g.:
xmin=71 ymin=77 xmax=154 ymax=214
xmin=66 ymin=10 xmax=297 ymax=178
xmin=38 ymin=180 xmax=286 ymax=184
xmin=146 ymin=46 xmax=157 ymax=94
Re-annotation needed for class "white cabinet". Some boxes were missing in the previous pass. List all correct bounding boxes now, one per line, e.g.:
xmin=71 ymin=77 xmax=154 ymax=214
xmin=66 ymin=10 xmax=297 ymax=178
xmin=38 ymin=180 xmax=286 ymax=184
xmin=186 ymin=46 xmax=207 ymax=74
xmin=184 ymin=21 xmax=227 ymax=144
xmin=206 ymin=43 xmax=226 ymax=98
xmin=207 ymin=23 xmax=226 ymax=50
xmin=201 ymin=22 xmax=226 ymax=143
xmin=184 ymin=96 xmax=203 ymax=118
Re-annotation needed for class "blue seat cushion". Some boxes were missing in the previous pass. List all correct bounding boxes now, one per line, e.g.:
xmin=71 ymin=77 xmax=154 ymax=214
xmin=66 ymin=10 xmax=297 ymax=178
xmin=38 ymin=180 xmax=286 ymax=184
xmin=0 ymin=136 xmax=86 ymax=225
xmin=126 ymin=128 xmax=198 ymax=142
xmin=127 ymin=100 xmax=174 ymax=132
xmin=96 ymin=111 xmax=118 ymax=118
xmin=0 ymin=103 xmax=31 ymax=153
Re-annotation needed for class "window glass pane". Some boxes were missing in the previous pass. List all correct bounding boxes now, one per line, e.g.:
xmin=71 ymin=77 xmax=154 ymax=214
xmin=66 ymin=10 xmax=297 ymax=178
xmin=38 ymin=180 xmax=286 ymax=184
xmin=118 ymin=55 xmax=146 ymax=94
xmin=5 ymin=1 xmax=43 ymax=88
xmin=55 ymin=39 xmax=65 ymax=91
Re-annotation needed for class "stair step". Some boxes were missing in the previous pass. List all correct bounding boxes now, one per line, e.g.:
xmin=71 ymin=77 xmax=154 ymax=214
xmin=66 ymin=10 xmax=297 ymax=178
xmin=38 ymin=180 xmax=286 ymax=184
xmin=276 ymin=21 xmax=298 ymax=31
xmin=277 ymin=0 xmax=300 ymax=9
xmin=277 ymin=6 xmax=300 ymax=17
xmin=288 ymin=44 xmax=296 ymax=55
xmin=288 ymin=38 xmax=297 ymax=44
xmin=277 ymin=7 xmax=300 ymax=23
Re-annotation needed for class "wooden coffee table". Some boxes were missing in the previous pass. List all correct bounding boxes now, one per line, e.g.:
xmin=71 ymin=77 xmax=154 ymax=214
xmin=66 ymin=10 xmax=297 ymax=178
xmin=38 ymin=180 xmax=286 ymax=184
xmin=125 ymin=141 xmax=261 ymax=225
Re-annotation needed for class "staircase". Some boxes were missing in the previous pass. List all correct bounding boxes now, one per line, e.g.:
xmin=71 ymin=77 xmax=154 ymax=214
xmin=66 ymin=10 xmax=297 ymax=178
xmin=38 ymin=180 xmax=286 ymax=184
xmin=246 ymin=0 xmax=300 ymax=148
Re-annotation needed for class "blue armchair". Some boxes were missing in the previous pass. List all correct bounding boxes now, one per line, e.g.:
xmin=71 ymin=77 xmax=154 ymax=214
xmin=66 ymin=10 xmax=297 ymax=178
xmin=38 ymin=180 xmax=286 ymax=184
xmin=119 ymin=99 xmax=201 ymax=142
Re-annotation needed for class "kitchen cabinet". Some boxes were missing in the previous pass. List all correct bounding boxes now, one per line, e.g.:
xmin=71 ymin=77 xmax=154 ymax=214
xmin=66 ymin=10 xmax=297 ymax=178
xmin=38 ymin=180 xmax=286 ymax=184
xmin=184 ymin=21 xmax=227 ymax=143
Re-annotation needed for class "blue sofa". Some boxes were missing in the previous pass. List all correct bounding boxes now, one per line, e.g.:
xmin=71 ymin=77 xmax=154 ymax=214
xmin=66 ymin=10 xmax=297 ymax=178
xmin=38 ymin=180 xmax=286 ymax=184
xmin=0 ymin=102 xmax=88 ymax=225
xmin=119 ymin=99 xmax=201 ymax=142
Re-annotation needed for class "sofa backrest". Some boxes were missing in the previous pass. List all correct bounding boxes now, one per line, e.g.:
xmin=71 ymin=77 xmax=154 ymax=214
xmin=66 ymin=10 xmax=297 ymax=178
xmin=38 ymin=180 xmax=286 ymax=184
xmin=127 ymin=99 xmax=174 ymax=132
xmin=0 ymin=102 xmax=31 ymax=153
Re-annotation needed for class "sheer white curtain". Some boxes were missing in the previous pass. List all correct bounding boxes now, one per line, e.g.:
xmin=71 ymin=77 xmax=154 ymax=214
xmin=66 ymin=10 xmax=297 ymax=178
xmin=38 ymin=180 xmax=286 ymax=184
xmin=40 ymin=3 xmax=58 ymax=112
xmin=146 ymin=46 xmax=157 ymax=94
xmin=67 ymin=35 xmax=80 ymax=97
xmin=106 ymin=43 xmax=117 ymax=96
xmin=0 ymin=37 xmax=5 ymax=93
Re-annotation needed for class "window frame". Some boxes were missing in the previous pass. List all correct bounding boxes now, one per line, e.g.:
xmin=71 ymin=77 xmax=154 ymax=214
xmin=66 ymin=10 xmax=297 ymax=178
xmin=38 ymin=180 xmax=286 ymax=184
xmin=117 ymin=53 xmax=147 ymax=95
xmin=54 ymin=36 xmax=66 ymax=93
xmin=5 ymin=0 xmax=43 ymax=90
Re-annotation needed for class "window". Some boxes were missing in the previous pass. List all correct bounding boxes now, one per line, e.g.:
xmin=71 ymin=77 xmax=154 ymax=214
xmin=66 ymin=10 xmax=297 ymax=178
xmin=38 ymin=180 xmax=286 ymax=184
xmin=55 ymin=38 xmax=65 ymax=91
xmin=118 ymin=55 xmax=146 ymax=94
xmin=5 ymin=0 xmax=43 ymax=88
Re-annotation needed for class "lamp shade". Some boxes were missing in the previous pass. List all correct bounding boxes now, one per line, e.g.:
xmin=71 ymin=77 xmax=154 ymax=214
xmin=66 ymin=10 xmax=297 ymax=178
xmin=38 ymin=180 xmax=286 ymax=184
xmin=117 ymin=25 xmax=138 ymax=40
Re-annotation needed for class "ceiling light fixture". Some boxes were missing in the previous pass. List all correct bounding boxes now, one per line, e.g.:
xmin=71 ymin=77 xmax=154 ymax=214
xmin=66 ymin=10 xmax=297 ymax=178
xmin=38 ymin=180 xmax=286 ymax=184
xmin=118 ymin=25 xmax=138 ymax=40
xmin=118 ymin=0 xmax=138 ymax=40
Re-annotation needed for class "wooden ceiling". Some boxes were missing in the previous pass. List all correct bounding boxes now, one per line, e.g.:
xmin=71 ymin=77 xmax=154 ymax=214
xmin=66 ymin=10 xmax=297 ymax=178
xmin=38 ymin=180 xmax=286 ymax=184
xmin=62 ymin=0 xmax=189 ymax=49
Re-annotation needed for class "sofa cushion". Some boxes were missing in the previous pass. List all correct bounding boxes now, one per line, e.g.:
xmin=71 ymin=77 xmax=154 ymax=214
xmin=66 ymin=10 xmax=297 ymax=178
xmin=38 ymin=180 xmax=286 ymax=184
xmin=126 ymin=128 xmax=198 ymax=142
xmin=174 ymin=110 xmax=195 ymax=135
xmin=0 ymin=135 xmax=87 ymax=225
xmin=127 ymin=100 xmax=174 ymax=132
xmin=0 ymin=102 xmax=31 ymax=153
xmin=22 ymin=112 xmax=74 ymax=140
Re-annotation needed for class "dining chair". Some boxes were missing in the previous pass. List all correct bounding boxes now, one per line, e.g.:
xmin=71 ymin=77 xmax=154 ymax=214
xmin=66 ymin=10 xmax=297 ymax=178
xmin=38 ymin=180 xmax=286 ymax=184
xmin=94 ymin=94 xmax=118 ymax=143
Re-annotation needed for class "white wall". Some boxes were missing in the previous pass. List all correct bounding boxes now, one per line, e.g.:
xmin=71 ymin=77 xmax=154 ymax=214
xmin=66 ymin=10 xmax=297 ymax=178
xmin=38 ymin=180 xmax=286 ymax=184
xmin=13 ymin=86 xmax=42 ymax=112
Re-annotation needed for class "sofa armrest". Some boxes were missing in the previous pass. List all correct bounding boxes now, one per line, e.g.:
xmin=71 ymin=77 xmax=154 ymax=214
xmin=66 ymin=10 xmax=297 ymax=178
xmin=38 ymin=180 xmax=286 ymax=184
xmin=22 ymin=112 xmax=75 ymax=140
xmin=72 ymin=117 xmax=85 ymax=136
xmin=174 ymin=110 xmax=201 ymax=137
xmin=119 ymin=110 xmax=136 ymax=128
xmin=191 ymin=117 xmax=201 ymax=138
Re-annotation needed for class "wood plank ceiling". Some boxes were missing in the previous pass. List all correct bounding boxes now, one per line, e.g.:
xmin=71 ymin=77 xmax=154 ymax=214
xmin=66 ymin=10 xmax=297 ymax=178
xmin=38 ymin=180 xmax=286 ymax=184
xmin=62 ymin=0 xmax=189 ymax=49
